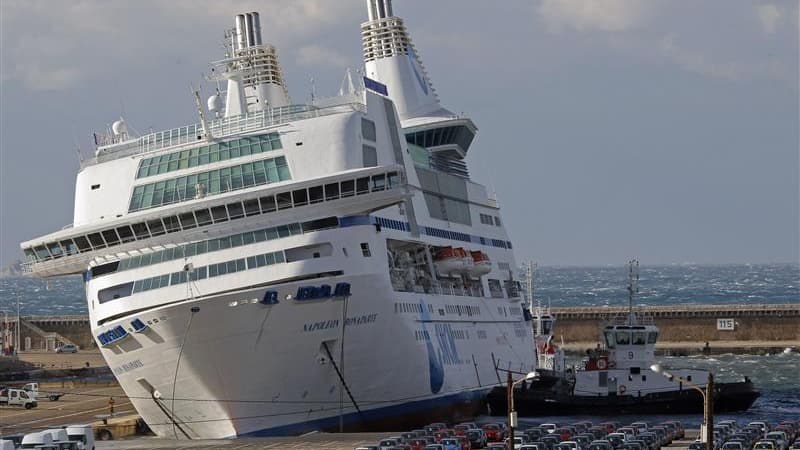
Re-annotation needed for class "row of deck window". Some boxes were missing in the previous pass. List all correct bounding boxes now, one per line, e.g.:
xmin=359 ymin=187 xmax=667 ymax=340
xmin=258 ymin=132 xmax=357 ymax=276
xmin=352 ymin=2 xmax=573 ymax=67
xmin=129 ymin=156 xmax=291 ymax=212
xmin=112 ymin=223 xmax=303 ymax=274
xmin=374 ymin=216 xmax=513 ymax=251
xmin=136 ymin=132 xmax=282 ymax=179
xmin=98 ymin=250 xmax=285 ymax=303
xmin=24 ymin=170 xmax=400 ymax=264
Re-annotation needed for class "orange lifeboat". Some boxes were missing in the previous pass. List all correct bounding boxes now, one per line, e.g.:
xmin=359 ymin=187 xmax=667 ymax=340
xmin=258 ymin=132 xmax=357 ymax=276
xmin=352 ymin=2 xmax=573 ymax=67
xmin=434 ymin=247 xmax=472 ymax=275
xmin=468 ymin=251 xmax=492 ymax=276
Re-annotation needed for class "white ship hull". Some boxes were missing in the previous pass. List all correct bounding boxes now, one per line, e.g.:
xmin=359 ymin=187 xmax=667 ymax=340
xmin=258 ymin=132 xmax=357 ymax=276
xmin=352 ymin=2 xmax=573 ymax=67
xmin=94 ymin=270 xmax=532 ymax=438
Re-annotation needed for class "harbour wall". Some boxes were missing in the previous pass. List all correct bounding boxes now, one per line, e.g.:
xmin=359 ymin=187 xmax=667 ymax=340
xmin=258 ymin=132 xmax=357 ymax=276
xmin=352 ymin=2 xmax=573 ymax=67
xmin=550 ymin=303 xmax=799 ymax=346
xmin=1 ymin=304 xmax=798 ymax=353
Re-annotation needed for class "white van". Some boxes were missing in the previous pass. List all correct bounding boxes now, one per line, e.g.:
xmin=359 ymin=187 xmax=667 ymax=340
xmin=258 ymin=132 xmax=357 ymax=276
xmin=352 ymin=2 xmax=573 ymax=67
xmin=20 ymin=431 xmax=55 ymax=448
xmin=43 ymin=428 xmax=80 ymax=450
xmin=65 ymin=424 xmax=95 ymax=450
xmin=0 ymin=439 xmax=16 ymax=450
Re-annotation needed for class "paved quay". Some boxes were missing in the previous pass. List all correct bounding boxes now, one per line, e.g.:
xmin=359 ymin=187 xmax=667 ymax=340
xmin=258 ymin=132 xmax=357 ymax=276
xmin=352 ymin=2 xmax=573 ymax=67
xmin=0 ymin=382 xmax=129 ymax=436
xmin=96 ymin=433 xmax=699 ymax=450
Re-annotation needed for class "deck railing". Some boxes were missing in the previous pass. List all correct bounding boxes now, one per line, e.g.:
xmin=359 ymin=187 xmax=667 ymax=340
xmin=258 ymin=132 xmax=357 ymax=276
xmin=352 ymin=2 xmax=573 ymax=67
xmin=83 ymin=102 xmax=366 ymax=168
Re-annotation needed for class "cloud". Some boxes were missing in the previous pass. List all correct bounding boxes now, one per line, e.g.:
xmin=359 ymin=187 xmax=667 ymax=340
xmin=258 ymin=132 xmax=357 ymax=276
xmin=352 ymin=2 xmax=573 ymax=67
xmin=296 ymin=45 xmax=350 ymax=68
xmin=0 ymin=0 xmax=361 ymax=92
xmin=757 ymin=3 xmax=782 ymax=33
xmin=537 ymin=0 xmax=659 ymax=32
xmin=659 ymin=34 xmax=792 ymax=83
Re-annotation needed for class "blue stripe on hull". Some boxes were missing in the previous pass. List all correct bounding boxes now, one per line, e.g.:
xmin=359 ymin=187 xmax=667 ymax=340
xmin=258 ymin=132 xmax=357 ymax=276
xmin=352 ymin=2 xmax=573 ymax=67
xmin=238 ymin=388 xmax=490 ymax=437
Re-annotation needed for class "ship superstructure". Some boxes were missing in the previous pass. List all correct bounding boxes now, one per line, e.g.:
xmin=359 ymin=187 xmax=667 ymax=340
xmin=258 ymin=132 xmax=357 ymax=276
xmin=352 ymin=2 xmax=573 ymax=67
xmin=21 ymin=1 xmax=535 ymax=438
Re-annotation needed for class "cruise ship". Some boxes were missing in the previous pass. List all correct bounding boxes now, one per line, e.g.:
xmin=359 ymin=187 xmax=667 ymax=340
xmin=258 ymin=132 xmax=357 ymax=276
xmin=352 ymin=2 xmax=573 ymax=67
xmin=21 ymin=0 xmax=536 ymax=438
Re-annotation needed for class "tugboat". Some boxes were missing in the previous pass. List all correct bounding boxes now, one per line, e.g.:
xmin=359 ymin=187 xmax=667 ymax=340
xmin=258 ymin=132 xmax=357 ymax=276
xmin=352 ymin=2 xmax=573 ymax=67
xmin=488 ymin=260 xmax=760 ymax=415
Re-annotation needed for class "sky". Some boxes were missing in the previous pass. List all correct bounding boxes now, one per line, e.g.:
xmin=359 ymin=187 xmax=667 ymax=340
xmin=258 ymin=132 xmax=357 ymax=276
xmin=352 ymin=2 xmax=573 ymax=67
xmin=0 ymin=0 xmax=798 ymax=267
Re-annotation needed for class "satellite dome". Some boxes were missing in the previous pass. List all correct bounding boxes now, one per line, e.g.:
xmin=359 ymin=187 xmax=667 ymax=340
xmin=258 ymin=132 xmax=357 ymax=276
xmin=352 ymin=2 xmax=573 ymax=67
xmin=207 ymin=94 xmax=223 ymax=112
xmin=111 ymin=118 xmax=128 ymax=136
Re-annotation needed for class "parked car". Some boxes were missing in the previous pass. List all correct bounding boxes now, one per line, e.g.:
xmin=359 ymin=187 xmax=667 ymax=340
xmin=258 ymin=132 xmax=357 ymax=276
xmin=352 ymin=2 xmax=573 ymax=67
xmin=589 ymin=440 xmax=613 ymax=450
xmin=465 ymin=429 xmax=487 ymax=449
xmin=440 ymin=438 xmax=462 ymax=450
xmin=424 ymin=445 xmax=445 ymax=450
xmin=722 ymin=441 xmax=746 ymax=450
xmin=764 ymin=432 xmax=788 ymax=450
xmin=754 ymin=441 xmax=777 ymax=450
xmin=380 ymin=438 xmax=403 ymax=450
xmin=483 ymin=424 xmax=505 ymax=442
xmin=56 ymin=343 xmax=79 ymax=353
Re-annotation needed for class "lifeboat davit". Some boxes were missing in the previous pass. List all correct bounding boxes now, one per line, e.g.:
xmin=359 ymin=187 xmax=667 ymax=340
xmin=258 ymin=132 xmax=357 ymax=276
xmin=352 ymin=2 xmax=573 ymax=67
xmin=434 ymin=247 xmax=473 ymax=275
xmin=468 ymin=251 xmax=492 ymax=276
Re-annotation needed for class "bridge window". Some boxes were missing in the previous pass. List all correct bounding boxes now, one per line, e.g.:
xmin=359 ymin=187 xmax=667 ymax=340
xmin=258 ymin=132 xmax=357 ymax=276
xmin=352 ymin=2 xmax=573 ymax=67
xmin=647 ymin=332 xmax=658 ymax=344
xmin=632 ymin=331 xmax=647 ymax=345
xmin=616 ymin=331 xmax=631 ymax=345
xmin=136 ymin=132 xmax=282 ymax=179
xmin=362 ymin=118 xmax=377 ymax=141
xmin=604 ymin=331 xmax=616 ymax=348
xmin=129 ymin=156 xmax=291 ymax=212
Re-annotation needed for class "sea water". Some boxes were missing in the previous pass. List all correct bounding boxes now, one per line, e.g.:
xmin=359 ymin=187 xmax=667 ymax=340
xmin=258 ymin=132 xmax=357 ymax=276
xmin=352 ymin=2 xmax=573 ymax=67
xmin=2 ymin=263 xmax=798 ymax=422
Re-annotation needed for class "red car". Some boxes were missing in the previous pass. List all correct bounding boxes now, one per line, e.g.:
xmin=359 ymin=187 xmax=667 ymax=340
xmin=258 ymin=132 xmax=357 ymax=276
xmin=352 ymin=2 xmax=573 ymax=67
xmin=454 ymin=425 xmax=472 ymax=436
xmin=409 ymin=438 xmax=429 ymax=450
xmin=483 ymin=423 xmax=504 ymax=442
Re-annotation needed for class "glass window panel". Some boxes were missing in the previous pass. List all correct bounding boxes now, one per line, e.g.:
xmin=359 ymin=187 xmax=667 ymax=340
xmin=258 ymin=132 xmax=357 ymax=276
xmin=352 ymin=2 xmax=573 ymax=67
xmin=207 ymin=239 xmax=220 ymax=252
xmin=132 ymin=222 xmax=150 ymax=239
xmin=219 ymin=237 xmax=231 ymax=249
xmin=292 ymin=189 xmax=308 ymax=207
xmin=195 ymin=209 xmax=213 ymax=226
xmin=211 ymin=205 xmax=228 ymax=222
xmin=116 ymin=226 xmax=135 ymax=243
xmin=276 ymin=192 xmax=292 ymax=210
xmin=254 ymin=230 xmax=267 ymax=242
xmin=242 ymin=232 xmax=255 ymax=245
xmin=266 ymin=228 xmax=279 ymax=240
xmin=227 ymin=202 xmax=244 ymax=219
xmin=247 ymin=256 xmax=257 ymax=268
xmin=259 ymin=195 xmax=276 ymax=213
xmin=87 ymin=233 xmax=106 ymax=248
xmin=371 ymin=174 xmax=386 ymax=191
xmin=276 ymin=157 xmax=291 ymax=180
xmin=236 ymin=258 xmax=246 ymax=271
xmin=288 ymin=223 xmax=302 ymax=235
xmin=309 ymin=186 xmax=324 ymax=204
xmin=264 ymin=253 xmax=275 ymax=265
xmin=324 ymin=183 xmax=339 ymax=200
xmin=341 ymin=180 xmax=355 ymax=197
xmin=230 ymin=145 xmax=240 ymax=158
xmin=179 ymin=212 xmax=197 ymax=230
xmin=226 ymin=260 xmax=237 ymax=273
xmin=74 ymin=235 xmax=92 ymax=251
xmin=60 ymin=239 xmax=78 ymax=255
xmin=274 ymin=252 xmax=285 ymax=263
xmin=209 ymin=264 xmax=219 ymax=277
xmin=356 ymin=177 xmax=370 ymax=194
xmin=230 ymin=234 xmax=243 ymax=247
xmin=230 ymin=166 xmax=243 ymax=189
xmin=277 ymin=225 xmax=290 ymax=238
xmin=147 ymin=219 xmax=165 ymax=236
xmin=256 ymin=254 xmax=267 ymax=267
xmin=163 ymin=215 xmax=181 ymax=233
xmin=244 ymin=199 xmax=260 ymax=216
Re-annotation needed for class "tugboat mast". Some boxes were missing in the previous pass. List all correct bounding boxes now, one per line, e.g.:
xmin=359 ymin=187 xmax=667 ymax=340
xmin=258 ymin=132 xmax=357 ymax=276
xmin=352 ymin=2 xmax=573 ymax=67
xmin=627 ymin=259 xmax=639 ymax=325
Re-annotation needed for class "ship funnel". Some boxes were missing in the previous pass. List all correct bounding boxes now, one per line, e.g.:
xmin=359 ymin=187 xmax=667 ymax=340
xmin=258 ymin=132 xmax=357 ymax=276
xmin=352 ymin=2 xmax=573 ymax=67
xmin=213 ymin=11 xmax=291 ymax=117
xmin=361 ymin=0 xmax=449 ymax=121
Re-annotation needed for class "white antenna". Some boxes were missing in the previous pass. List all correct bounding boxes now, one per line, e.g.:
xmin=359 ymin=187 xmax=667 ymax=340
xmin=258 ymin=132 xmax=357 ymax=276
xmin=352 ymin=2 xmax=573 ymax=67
xmin=627 ymin=259 xmax=639 ymax=324
xmin=192 ymin=85 xmax=213 ymax=141
xmin=339 ymin=68 xmax=356 ymax=96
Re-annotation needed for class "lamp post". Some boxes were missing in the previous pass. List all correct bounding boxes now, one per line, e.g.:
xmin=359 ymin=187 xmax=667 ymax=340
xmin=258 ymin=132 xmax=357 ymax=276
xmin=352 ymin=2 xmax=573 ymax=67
xmin=651 ymin=364 xmax=714 ymax=450
xmin=507 ymin=370 xmax=539 ymax=450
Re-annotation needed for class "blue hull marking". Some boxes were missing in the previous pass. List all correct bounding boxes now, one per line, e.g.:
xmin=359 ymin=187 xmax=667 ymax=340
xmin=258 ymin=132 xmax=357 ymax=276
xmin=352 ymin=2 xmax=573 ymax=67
xmin=419 ymin=300 xmax=444 ymax=393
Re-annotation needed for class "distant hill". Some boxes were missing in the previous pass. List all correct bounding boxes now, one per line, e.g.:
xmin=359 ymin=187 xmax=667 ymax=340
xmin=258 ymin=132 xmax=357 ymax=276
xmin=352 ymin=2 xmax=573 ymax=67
xmin=0 ymin=260 xmax=23 ymax=278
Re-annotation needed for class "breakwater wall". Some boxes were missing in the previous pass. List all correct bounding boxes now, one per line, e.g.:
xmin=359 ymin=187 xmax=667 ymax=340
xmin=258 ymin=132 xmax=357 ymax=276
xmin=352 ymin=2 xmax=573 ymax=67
xmin=550 ymin=303 xmax=799 ymax=344
xmin=2 ymin=304 xmax=798 ymax=352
